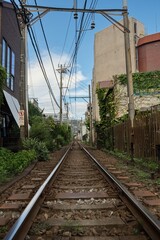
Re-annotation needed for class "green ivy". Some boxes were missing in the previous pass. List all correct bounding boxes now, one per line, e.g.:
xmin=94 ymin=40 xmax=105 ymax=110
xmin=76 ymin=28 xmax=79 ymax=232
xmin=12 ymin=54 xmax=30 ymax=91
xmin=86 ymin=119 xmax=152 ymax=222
xmin=117 ymin=70 xmax=160 ymax=95
xmin=95 ymin=87 xmax=115 ymax=150
xmin=96 ymin=88 xmax=107 ymax=124
xmin=96 ymin=88 xmax=115 ymax=127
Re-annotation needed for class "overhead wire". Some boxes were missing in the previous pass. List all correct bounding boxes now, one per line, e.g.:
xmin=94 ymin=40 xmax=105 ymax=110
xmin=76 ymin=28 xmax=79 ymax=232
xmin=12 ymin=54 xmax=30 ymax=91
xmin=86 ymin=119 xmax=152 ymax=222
xmin=18 ymin=0 xmax=60 ymax=110
xmin=27 ymin=26 xmax=60 ymax=108
xmin=64 ymin=0 xmax=98 ymax=100
xmin=58 ymin=12 xmax=73 ymax=66
xmin=34 ymin=0 xmax=60 ymax=88
xmin=15 ymin=0 xmax=99 ymax=118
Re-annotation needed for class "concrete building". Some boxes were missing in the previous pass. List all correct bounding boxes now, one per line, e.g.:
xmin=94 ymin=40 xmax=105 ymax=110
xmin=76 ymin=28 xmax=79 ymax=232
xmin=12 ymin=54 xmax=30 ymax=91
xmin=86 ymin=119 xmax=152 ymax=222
xmin=92 ymin=17 xmax=145 ymax=124
xmin=137 ymin=32 xmax=160 ymax=72
xmin=0 ymin=1 xmax=21 ymax=147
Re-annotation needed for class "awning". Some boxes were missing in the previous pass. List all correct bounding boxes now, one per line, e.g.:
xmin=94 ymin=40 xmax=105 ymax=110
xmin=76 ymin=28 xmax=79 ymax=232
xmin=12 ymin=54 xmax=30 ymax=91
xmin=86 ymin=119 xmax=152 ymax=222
xmin=3 ymin=90 xmax=20 ymax=127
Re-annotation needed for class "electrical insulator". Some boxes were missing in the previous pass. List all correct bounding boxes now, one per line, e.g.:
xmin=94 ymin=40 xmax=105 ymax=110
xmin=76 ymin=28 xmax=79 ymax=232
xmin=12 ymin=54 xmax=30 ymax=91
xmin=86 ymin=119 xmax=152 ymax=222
xmin=91 ymin=21 xmax=95 ymax=29
xmin=74 ymin=12 xmax=78 ymax=19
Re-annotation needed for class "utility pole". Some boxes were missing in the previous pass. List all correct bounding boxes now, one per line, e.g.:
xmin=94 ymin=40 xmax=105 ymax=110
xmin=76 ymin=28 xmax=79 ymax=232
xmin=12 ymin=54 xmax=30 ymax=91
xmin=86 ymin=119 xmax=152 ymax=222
xmin=89 ymin=84 xmax=93 ymax=146
xmin=123 ymin=0 xmax=135 ymax=160
xmin=19 ymin=1 xmax=28 ymax=140
xmin=57 ymin=64 xmax=68 ymax=124
xmin=123 ymin=0 xmax=135 ymax=128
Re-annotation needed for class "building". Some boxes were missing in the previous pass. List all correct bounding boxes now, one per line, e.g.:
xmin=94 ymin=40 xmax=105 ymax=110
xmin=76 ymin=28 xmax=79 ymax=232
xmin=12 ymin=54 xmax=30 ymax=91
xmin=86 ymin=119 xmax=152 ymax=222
xmin=92 ymin=17 xmax=145 ymax=125
xmin=137 ymin=32 xmax=160 ymax=72
xmin=92 ymin=15 xmax=160 ymax=146
xmin=0 ymin=1 xmax=21 ymax=147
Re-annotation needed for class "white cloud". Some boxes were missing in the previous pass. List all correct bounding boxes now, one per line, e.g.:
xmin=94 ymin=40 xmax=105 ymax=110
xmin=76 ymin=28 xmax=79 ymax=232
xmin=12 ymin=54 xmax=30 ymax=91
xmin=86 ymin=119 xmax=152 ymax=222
xmin=28 ymin=50 xmax=89 ymax=119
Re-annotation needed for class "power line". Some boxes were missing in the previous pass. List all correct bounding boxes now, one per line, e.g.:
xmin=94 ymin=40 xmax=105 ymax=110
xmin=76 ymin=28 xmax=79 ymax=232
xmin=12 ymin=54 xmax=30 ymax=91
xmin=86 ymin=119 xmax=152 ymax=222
xmin=17 ymin=0 xmax=60 ymax=110
xmin=34 ymin=0 xmax=60 ymax=88
xmin=63 ymin=0 xmax=98 ymax=100
xmin=28 ymin=26 xmax=60 ymax=108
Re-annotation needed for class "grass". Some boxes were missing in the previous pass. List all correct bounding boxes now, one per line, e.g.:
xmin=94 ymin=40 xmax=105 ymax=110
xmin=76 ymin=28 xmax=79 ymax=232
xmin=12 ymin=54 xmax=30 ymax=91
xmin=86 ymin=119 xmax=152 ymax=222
xmin=106 ymin=149 xmax=160 ymax=187
xmin=62 ymin=221 xmax=84 ymax=236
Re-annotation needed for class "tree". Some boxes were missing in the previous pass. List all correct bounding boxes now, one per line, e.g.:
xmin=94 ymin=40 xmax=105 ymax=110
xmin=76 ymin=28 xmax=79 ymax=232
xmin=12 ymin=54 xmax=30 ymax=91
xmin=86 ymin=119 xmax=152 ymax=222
xmin=28 ymin=101 xmax=43 ymax=126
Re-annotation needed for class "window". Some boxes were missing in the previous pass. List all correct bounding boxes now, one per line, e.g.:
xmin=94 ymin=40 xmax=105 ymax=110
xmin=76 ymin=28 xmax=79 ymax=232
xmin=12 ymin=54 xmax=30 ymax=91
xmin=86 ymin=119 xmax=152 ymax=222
xmin=2 ymin=39 xmax=7 ymax=68
xmin=11 ymin=51 xmax=15 ymax=76
xmin=134 ymin=22 xmax=137 ymax=34
xmin=10 ymin=52 xmax=15 ymax=91
xmin=1 ymin=38 xmax=15 ymax=91
xmin=7 ymin=46 xmax=11 ymax=88
xmin=135 ymin=47 xmax=139 ymax=71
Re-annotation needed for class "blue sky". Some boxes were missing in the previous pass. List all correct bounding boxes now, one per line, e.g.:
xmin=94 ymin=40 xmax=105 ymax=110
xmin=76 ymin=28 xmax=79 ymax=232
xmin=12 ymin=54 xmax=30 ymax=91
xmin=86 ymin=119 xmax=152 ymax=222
xmin=14 ymin=0 xmax=160 ymax=120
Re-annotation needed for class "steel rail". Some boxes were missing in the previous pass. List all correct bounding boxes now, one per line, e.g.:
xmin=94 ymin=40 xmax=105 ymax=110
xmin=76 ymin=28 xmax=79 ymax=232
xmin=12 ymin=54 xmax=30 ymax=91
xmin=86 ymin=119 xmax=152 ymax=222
xmin=4 ymin=144 xmax=72 ymax=240
xmin=81 ymin=144 xmax=160 ymax=240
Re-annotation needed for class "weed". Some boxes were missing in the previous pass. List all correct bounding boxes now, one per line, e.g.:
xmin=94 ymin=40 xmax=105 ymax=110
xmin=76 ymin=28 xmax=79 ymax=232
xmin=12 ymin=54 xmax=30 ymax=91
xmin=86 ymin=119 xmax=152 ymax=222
xmin=29 ymin=222 xmax=51 ymax=235
xmin=133 ymin=223 xmax=143 ymax=235
xmin=155 ymin=178 xmax=160 ymax=185
xmin=0 ymin=226 xmax=7 ymax=234
xmin=134 ymin=169 xmax=150 ymax=180
xmin=62 ymin=221 xmax=84 ymax=236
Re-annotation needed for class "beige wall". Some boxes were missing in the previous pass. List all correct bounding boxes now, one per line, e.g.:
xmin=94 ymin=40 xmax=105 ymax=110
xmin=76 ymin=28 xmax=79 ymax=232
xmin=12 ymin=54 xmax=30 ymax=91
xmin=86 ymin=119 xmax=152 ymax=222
xmin=92 ymin=17 xmax=145 ymax=124
xmin=114 ymin=81 xmax=160 ymax=119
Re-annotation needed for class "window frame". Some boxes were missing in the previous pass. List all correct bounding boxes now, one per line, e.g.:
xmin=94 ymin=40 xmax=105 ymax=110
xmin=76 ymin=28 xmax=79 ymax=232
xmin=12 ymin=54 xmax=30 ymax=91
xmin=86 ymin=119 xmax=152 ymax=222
xmin=1 ymin=38 xmax=15 ymax=91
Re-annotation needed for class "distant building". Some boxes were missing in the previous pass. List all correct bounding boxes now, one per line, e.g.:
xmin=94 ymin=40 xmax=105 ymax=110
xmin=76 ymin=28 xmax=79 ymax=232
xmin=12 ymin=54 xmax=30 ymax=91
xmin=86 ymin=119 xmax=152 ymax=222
xmin=0 ymin=1 xmax=21 ymax=147
xmin=70 ymin=119 xmax=87 ymax=140
xmin=137 ymin=32 xmax=160 ymax=72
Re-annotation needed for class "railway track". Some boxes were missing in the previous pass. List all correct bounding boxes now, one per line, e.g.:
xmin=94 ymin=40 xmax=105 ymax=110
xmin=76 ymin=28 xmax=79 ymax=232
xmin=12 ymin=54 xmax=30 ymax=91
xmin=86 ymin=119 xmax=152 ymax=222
xmin=0 ymin=142 xmax=160 ymax=239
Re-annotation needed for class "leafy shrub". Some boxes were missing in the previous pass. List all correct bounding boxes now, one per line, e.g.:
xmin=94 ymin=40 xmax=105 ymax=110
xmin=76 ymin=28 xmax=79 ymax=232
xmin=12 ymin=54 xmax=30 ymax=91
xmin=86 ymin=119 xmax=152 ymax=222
xmin=23 ymin=138 xmax=49 ymax=161
xmin=11 ymin=150 xmax=36 ymax=173
xmin=0 ymin=148 xmax=36 ymax=183
xmin=55 ymin=135 xmax=65 ymax=149
xmin=29 ymin=116 xmax=54 ymax=151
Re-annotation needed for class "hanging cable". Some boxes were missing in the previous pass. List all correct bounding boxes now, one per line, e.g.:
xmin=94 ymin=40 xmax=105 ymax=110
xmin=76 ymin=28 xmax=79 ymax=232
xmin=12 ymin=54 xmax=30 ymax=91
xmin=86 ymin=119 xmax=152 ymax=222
xmin=17 ymin=0 xmax=60 ymax=110
xmin=64 ymin=0 xmax=98 ymax=98
xmin=58 ymin=13 xmax=73 ymax=65
xmin=28 ymin=26 xmax=60 ymax=108
xmin=34 ymin=0 xmax=60 ymax=88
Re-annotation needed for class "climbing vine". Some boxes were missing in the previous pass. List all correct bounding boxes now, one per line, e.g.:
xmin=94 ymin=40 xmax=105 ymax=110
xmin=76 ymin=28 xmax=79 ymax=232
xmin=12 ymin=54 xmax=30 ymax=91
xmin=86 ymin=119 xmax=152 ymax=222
xmin=117 ymin=70 xmax=160 ymax=95
xmin=96 ymin=87 xmax=115 ymax=127
xmin=96 ymin=88 xmax=107 ymax=124
xmin=96 ymin=87 xmax=115 ymax=149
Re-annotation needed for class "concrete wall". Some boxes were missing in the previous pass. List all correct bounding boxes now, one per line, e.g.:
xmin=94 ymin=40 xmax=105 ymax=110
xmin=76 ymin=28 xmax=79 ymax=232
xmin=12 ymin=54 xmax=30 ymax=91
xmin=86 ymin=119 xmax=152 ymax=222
xmin=114 ymin=81 xmax=160 ymax=119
